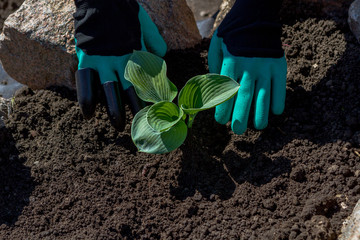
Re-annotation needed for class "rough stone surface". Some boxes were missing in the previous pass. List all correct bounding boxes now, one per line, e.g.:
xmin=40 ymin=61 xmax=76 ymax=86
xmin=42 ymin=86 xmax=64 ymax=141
xmin=0 ymin=0 xmax=201 ymax=90
xmin=0 ymin=0 xmax=77 ymax=90
xmin=138 ymin=0 xmax=201 ymax=50
xmin=211 ymin=0 xmax=235 ymax=36
xmin=348 ymin=0 xmax=360 ymax=43
xmin=340 ymin=200 xmax=360 ymax=240
xmin=185 ymin=0 xmax=222 ymax=21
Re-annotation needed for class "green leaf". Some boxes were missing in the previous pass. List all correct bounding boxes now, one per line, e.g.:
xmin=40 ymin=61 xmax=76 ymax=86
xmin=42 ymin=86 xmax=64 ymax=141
xmin=131 ymin=106 xmax=188 ymax=154
xmin=147 ymin=101 xmax=184 ymax=132
xmin=124 ymin=51 xmax=178 ymax=103
xmin=178 ymin=73 xmax=240 ymax=115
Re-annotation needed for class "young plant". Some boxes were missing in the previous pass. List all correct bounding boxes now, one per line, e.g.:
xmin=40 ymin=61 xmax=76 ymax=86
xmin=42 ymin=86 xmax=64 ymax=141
xmin=124 ymin=51 xmax=240 ymax=154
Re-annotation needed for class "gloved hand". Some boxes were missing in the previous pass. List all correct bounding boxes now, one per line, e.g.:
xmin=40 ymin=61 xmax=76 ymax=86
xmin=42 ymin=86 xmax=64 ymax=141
xmin=208 ymin=0 xmax=287 ymax=135
xmin=74 ymin=0 xmax=167 ymax=131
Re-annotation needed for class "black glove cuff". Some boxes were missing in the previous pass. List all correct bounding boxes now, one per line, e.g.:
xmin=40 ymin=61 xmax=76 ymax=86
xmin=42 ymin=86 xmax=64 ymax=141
xmin=74 ymin=0 xmax=92 ymax=11
xmin=217 ymin=0 xmax=284 ymax=58
xmin=73 ymin=0 xmax=141 ymax=56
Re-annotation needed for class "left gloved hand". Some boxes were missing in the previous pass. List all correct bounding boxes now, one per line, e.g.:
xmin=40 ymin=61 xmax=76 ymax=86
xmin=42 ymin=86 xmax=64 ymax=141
xmin=74 ymin=0 xmax=167 ymax=131
xmin=208 ymin=0 xmax=287 ymax=135
xmin=208 ymin=32 xmax=287 ymax=134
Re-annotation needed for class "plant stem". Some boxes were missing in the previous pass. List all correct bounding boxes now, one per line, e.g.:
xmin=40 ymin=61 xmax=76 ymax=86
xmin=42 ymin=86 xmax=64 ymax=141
xmin=187 ymin=114 xmax=196 ymax=128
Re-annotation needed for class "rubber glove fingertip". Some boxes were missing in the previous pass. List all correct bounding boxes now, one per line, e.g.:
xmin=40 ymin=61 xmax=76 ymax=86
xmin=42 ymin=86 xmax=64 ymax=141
xmin=272 ymin=104 xmax=285 ymax=115
xmin=253 ymin=103 xmax=269 ymax=130
xmin=254 ymin=122 xmax=268 ymax=130
xmin=231 ymin=119 xmax=247 ymax=135
xmin=214 ymin=104 xmax=232 ymax=125
xmin=153 ymin=43 xmax=167 ymax=58
xmin=214 ymin=112 xmax=228 ymax=125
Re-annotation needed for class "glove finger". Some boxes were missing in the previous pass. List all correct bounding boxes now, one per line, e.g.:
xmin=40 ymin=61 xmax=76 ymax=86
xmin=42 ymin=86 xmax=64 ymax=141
xmin=75 ymin=41 xmax=88 ymax=69
xmin=138 ymin=5 xmax=167 ymax=57
xmin=253 ymin=72 xmax=271 ymax=130
xmin=271 ymin=56 xmax=287 ymax=115
xmin=231 ymin=71 xmax=255 ymax=134
xmin=98 ymin=69 xmax=126 ymax=131
xmin=208 ymin=30 xmax=223 ymax=74
xmin=75 ymin=68 xmax=98 ymax=119
xmin=115 ymin=55 xmax=133 ymax=90
xmin=214 ymin=56 xmax=237 ymax=124
xmin=124 ymin=86 xmax=146 ymax=116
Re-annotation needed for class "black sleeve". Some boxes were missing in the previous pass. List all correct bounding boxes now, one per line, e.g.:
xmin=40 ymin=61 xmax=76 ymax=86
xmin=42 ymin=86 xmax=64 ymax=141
xmin=73 ymin=0 xmax=142 ymax=56
xmin=217 ymin=0 xmax=284 ymax=58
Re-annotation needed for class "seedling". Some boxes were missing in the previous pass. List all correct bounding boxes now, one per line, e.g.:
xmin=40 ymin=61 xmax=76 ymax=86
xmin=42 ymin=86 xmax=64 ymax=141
xmin=124 ymin=51 xmax=240 ymax=154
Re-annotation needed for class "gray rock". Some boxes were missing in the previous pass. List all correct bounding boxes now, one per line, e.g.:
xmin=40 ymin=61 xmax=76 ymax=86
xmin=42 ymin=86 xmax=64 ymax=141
xmin=0 ymin=0 xmax=201 ymax=90
xmin=197 ymin=18 xmax=215 ymax=38
xmin=137 ymin=0 xmax=201 ymax=50
xmin=339 ymin=199 xmax=360 ymax=240
xmin=349 ymin=0 xmax=360 ymax=43
xmin=211 ymin=0 xmax=235 ymax=35
xmin=0 ymin=0 xmax=77 ymax=90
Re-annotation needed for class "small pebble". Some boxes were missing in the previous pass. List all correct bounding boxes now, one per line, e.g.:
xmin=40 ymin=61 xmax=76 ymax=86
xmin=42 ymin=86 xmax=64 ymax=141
xmin=199 ymin=10 xmax=209 ymax=17
xmin=193 ymin=192 xmax=202 ymax=201
xmin=328 ymin=165 xmax=339 ymax=174
xmin=340 ymin=202 xmax=348 ymax=209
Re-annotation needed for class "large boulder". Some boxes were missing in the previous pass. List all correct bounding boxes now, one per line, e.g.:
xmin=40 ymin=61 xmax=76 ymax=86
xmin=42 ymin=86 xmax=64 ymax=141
xmin=0 ymin=0 xmax=201 ymax=90
xmin=349 ymin=0 xmax=360 ymax=43
xmin=0 ymin=0 xmax=79 ymax=90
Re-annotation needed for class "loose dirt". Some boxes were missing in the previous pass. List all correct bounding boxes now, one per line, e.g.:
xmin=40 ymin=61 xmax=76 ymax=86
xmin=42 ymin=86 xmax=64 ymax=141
xmin=1 ymin=1 xmax=360 ymax=239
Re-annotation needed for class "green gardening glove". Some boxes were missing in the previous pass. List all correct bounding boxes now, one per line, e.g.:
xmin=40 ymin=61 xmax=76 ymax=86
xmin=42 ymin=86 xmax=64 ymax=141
xmin=208 ymin=31 xmax=287 ymax=134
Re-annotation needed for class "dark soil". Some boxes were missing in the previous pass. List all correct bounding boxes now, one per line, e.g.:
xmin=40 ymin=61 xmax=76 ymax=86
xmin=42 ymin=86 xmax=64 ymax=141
xmin=1 ymin=1 xmax=360 ymax=240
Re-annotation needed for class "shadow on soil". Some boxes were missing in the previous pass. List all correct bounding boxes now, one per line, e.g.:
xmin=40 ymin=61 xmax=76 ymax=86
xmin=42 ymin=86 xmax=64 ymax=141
xmin=0 ymin=126 xmax=35 ymax=226
xmin=170 ymin=125 xmax=292 ymax=200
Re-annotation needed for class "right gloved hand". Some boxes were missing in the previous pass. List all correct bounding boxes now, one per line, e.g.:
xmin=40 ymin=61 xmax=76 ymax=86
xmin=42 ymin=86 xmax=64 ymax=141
xmin=74 ymin=0 xmax=167 ymax=131
xmin=208 ymin=31 xmax=287 ymax=135
xmin=207 ymin=0 xmax=286 ymax=135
